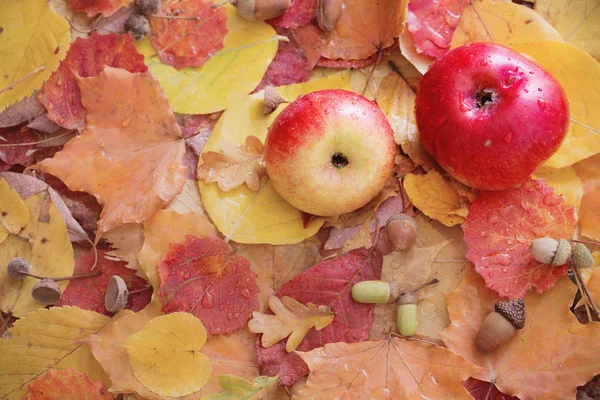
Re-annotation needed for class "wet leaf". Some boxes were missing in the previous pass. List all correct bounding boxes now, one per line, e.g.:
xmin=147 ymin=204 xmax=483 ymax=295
xmin=533 ymin=166 xmax=583 ymax=211
xmin=21 ymin=368 xmax=112 ymax=400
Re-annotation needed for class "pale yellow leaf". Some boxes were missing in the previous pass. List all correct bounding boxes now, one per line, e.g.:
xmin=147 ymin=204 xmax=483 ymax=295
xmin=166 ymin=180 xmax=206 ymax=215
xmin=248 ymin=296 xmax=334 ymax=353
xmin=0 ymin=306 xmax=110 ymax=399
xmin=0 ymin=0 xmax=70 ymax=111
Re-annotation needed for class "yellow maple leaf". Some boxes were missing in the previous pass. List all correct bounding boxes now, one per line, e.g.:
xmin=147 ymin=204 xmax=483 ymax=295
xmin=451 ymin=0 xmax=563 ymax=48
xmin=403 ymin=171 xmax=470 ymax=227
xmin=122 ymin=312 xmax=212 ymax=397
xmin=0 ymin=306 xmax=110 ymax=399
xmin=198 ymin=135 xmax=267 ymax=191
xmin=512 ymin=41 xmax=600 ymax=168
xmin=198 ymin=72 xmax=351 ymax=245
xmin=535 ymin=0 xmax=600 ymax=61
xmin=0 ymin=188 xmax=74 ymax=317
xmin=0 ymin=0 xmax=70 ymax=111
xmin=0 ymin=179 xmax=29 ymax=242
xmin=136 ymin=3 xmax=278 ymax=114
xmin=248 ymin=296 xmax=334 ymax=353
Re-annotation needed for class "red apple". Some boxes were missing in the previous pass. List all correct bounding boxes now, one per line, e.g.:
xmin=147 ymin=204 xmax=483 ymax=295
xmin=415 ymin=43 xmax=569 ymax=191
xmin=264 ymin=89 xmax=396 ymax=216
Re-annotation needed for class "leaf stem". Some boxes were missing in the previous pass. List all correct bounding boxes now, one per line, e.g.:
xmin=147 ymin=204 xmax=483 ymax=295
xmin=403 ymin=278 xmax=439 ymax=296
xmin=152 ymin=15 xmax=200 ymax=20
xmin=22 ymin=270 xmax=102 ymax=282
xmin=0 ymin=66 xmax=46 ymax=96
xmin=129 ymin=286 xmax=152 ymax=295
xmin=0 ymin=129 xmax=76 ymax=148
xmin=572 ymin=264 xmax=600 ymax=319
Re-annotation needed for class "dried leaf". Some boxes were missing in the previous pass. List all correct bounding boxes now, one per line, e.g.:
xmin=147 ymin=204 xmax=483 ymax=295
xmin=294 ymin=338 xmax=480 ymax=399
xmin=166 ymin=179 xmax=206 ymax=215
xmin=463 ymin=179 xmax=576 ymax=299
xmin=440 ymin=270 xmax=600 ymax=399
xmin=39 ymin=33 xmax=148 ymax=130
xmin=122 ymin=312 xmax=212 ymax=397
xmin=102 ymin=223 xmax=145 ymax=276
xmin=65 ymin=0 xmax=132 ymax=17
xmin=34 ymin=68 xmax=186 ymax=239
xmin=198 ymin=135 xmax=266 ymax=191
xmin=249 ymin=296 xmax=334 ymax=352
xmin=0 ymin=93 xmax=45 ymax=128
xmin=21 ymin=368 xmax=112 ymax=400
xmin=158 ymin=235 xmax=260 ymax=335
xmin=203 ymin=375 xmax=279 ymax=400
xmin=0 ymin=0 xmax=70 ymax=111
xmin=0 ymin=306 xmax=110 ymax=399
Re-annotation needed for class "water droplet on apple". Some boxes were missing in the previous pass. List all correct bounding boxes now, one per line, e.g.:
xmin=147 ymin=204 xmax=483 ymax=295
xmin=484 ymin=139 xmax=492 ymax=147
xmin=481 ymin=59 xmax=488 ymax=67
xmin=240 ymin=288 xmax=251 ymax=298
xmin=503 ymin=287 xmax=510 ymax=293
xmin=538 ymin=87 xmax=543 ymax=92
xmin=458 ymin=93 xmax=472 ymax=111
xmin=537 ymin=99 xmax=546 ymax=109
xmin=524 ymin=89 xmax=529 ymax=93
xmin=183 ymin=272 xmax=190 ymax=279
xmin=516 ymin=235 xmax=527 ymax=243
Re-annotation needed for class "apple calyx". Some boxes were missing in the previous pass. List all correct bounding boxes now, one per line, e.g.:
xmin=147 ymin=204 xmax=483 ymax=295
xmin=475 ymin=89 xmax=495 ymax=109
xmin=331 ymin=152 xmax=349 ymax=168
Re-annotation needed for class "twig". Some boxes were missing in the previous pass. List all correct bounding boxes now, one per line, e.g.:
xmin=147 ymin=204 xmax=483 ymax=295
xmin=403 ymin=278 xmax=439 ymax=296
xmin=572 ymin=264 xmax=600 ymax=318
xmin=152 ymin=15 xmax=201 ymax=20
xmin=21 ymin=270 xmax=102 ymax=282
xmin=67 ymin=228 xmax=98 ymax=270
xmin=0 ymin=129 xmax=76 ymax=148
xmin=0 ymin=67 xmax=46 ymax=95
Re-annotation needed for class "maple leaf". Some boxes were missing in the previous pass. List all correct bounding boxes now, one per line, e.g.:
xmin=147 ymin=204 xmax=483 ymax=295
xmin=267 ymin=0 xmax=317 ymax=29
xmin=293 ymin=338 xmax=480 ymax=399
xmin=149 ymin=0 xmax=228 ymax=69
xmin=256 ymin=248 xmax=383 ymax=386
xmin=65 ymin=0 xmax=132 ymax=17
xmin=440 ymin=269 xmax=600 ymax=399
xmin=462 ymin=377 xmax=519 ymax=400
xmin=462 ymin=179 xmax=576 ymax=299
xmin=39 ymin=33 xmax=148 ymax=130
xmin=21 ymin=367 xmax=112 ymax=400
xmin=406 ymin=0 xmax=468 ymax=59
xmin=56 ymin=248 xmax=151 ymax=315
xmin=249 ymin=296 xmax=334 ymax=352
xmin=34 ymin=68 xmax=187 ymax=240
xmin=158 ymin=235 xmax=260 ymax=336
xmin=198 ymin=135 xmax=267 ymax=191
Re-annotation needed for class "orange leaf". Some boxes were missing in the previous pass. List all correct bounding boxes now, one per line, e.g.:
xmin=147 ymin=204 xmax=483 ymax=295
xmin=440 ymin=270 xmax=600 ymax=399
xmin=197 ymin=135 xmax=266 ymax=191
xmin=34 ymin=68 xmax=186 ymax=239
xmin=574 ymin=154 xmax=600 ymax=241
xmin=20 ymin=367 xmax=112 ymax=400
xmin=294 ymin=338 xmax=480 ymax=399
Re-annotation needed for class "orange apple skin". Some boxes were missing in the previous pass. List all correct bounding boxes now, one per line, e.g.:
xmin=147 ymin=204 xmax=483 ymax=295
xmin=264 ymin=89 xmax=396 ymax=216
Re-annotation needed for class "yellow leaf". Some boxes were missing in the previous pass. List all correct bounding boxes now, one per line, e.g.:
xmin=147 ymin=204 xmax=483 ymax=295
xmin=533 ymin=166 xmax=583 ymax=210
xmin=512 ymin=41 xmax=600 ymax=168
xmin=122 ymin=312 xmax=212 ymax=397
xmin=451 ymin=0 xmax=562 ymax=49
xmin=0 ymin=0 xmax=70 ymax=111
xmin=0 ymin=190 xmax=74 ymax=317
xmin=198 ymin=72 xmax=351 ymax=245
xmin=166 ymin=180 xmax=206 ymax=215
xmin=0 ymin=179 xmax=29 ymax=241
xmin=248 ymin=296 xmax=334 ymax=353
xmin=136 ymin=4 xmax=278 ymax=114
xmin=203 ymin=375 xmax=279 ymax=400
xmin=403 ymin=171 xmax=470 ymax=227
xmin=535 ymin=0 xmax=600 ymax=61
xmin=0 ymin=306 xmax=110 ymax=399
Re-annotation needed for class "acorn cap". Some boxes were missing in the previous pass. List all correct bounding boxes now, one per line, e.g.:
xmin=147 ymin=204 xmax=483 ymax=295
xmin=551 ymin=238 xmax=571 ymax=266
xmin=105 ymin=275 xmax=129 ymax=313
xmin=7 ymin=258 xmax=31 ymax=281
xmin=571 ymin=243 xmax=594 ymax=269
xmin=135 ymin=0 xmax=161 ymax=16
xmin=495 ymin=299 xmax=525 ymax=330
xmin=31 ymin=279 xmax=61 ymax=305
xmin=125 ymin=14 xmax=150 ymax=41
xmin=396 ymin=292 xmax=418 ymax=306
xmin=264 ymin=86 xmax=286 ymax=114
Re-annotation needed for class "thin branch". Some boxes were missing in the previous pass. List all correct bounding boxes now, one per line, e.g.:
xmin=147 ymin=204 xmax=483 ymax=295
xmin=572 ymin=264 xmax=600 ymax=318
xmin=0 ymin=129 xmax=76 ymax=148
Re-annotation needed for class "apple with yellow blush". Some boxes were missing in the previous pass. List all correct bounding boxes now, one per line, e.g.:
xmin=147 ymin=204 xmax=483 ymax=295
xmin=264 ymin=89 xmax=396 ymax=216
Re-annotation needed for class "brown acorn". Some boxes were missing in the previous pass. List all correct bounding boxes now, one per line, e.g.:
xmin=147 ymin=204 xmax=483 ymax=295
xmin=316 ymin=0 xmax=343 ymax=32
xmin=233 ymin=0 xmax=291 ymax=21
xmin=385 ymin=214 xmax=418 ymax=251
xmin=475 ymin=299 xmax=525 ymax=353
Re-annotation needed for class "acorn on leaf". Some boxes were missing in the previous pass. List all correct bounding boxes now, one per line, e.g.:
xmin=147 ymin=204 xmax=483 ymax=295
xmin=529 ymin=238 xmax=593 ymax=269
xmin=475 ymin=299 xmax=525 ymax=353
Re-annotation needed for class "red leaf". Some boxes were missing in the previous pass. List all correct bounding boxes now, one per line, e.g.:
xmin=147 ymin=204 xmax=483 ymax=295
xmin=406 ymin=0 xmax=468 ymax=59
xmin=0 ymin=127 xmax=60 ymax=171
xmin=463 ymin=378 xmax=520 ymax=400
xmin=254 ymin=28 xmax=311 ymax=91
xmin=57 ymin=248 xmax=151 ymax=315
xmin=158 ymin=235 xmax=260 ymax=335
xmin=22 ymin=367 xmax=113 ymax=400
xmin=256 ymin=248 xmax=383 ymax=386
xmin=65 ymin=0 xmax=131 ymax=17
xmin=316 ymin=53 xmax=379 ymax=69
xmin=462 ymin=178 xmax=576 ymax=299
xmin=267 ymin=0 xmax=318 ymax=29
xmin=149 ymin=0 xmax=228 ymax=69
xmin=39 ymin=33 xmax=147 ymax=130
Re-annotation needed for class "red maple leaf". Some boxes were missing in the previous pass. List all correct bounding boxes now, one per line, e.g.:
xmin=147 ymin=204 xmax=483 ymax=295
xmin=39 ymin=33 xmax=147 ymax=131
xmin=406 ymin=0 xmax=468 ymax=59
xmin=256 ymin=247 xmax=383 ymax=386
xmin=462 ymin=178 xmax=576 ymax=299
xmin=149 ymin=0 xmax=228 ymax=69
xmin=57 ymin=248 xmax=151 ymax=315
xmin=158 ymin=235 xmax=260 ymax=336
xmin=267 ymin=0 xmax=317 ymax=29
xmin=463 ymin=378 xmax=520 ymax=400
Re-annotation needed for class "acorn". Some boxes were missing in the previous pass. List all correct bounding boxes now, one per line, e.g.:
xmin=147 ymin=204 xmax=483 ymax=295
xmin=7 ymin=258 xmax=31 ymax=281
xmin=396 ymin=292 xmax=418 ymax=337
xmin=316 ymin=0 xmax=343 ymax=32
xmin=385 ymin=214 xmax=418 ymax=252
xmin=529 ymin=237 xmax=571 ymax=266
xmin=125 ymin=14 xmax=150 ymax=40
xmin=105 ymin=275 xmax=129 ymax=313
xmin=571 ymin=243 xmax=594 ymax=270
xmin=352 ymin=280 xmax=402 ymax=304
xmin=233 ymin=0 xmax=291 ymax=21
xmin=475 ymin=299 xmax=525 ymax=353
xmin=135 ymin=0 xmax=161 ymax=16
xmin=263 ymin=86 xmax=287 ymax=115
xmin=31 ymin=279 xmax=61 ymax=305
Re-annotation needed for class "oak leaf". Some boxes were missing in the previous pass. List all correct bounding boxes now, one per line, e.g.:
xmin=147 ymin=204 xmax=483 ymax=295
xmin=198 ymin=135 xmax=266 ymax=191
xmin=249 ymin=296 xmax=334 ymax=352
xmin=65 ymin=0 xmax=132 ymax=17
xmin=39 ymin=33 xmax=148 ymax=130
xmin=440 ymin=270 xmax=600 ymax=399
xmin=0 ymin=0 xmax=70 ymax=111
xmin=256 ymin=248 xmax=383 ymax=386
xmin=34 ymin=68 xmax=187 ymax=240
xmin=149 ymin=0 xmax=228 ymax=69
xmin=293 ymin=338 xmax=480 ymax=399
xmin=462 ymin=179 xmax=576 ymax=299
xmin=203 ymin=375 xmax=279 ymax=400
xmin=20 ymin=367 xmax=112 ymax=400
xmin=0 ymin=306 xmax=110 ymax=399
xmin=158 ymin=235 xmax=260 ymax=335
